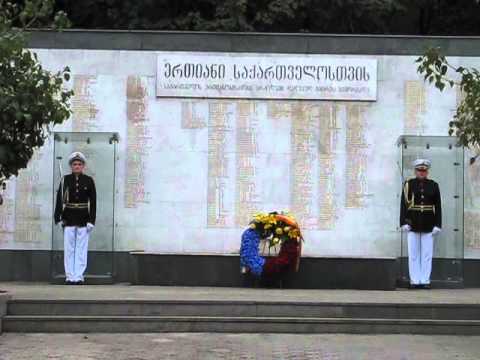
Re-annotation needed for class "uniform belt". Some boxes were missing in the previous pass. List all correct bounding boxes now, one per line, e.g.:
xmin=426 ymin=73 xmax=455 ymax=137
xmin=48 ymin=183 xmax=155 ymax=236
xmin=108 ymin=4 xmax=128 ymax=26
xmin=65 ymin=203 xmax=89 ymax=209
xmin=408 ymin=205 xmax=435 ymax=212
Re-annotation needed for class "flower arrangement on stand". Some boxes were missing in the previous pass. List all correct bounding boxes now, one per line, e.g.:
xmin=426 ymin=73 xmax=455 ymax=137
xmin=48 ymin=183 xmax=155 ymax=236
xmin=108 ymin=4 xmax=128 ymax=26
xmin=240 ymin=211 xmax=304 ymax=278
xmin=250 ymin=211 xmax=303 ymax=247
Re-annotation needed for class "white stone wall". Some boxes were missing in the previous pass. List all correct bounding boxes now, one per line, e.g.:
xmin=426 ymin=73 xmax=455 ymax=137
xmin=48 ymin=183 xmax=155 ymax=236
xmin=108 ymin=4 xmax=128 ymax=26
xmin=1 ymin=49 xmax=479 ymax=259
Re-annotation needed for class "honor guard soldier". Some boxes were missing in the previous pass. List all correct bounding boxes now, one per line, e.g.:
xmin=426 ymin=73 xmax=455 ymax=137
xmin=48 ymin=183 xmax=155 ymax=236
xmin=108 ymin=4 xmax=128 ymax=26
xmin=54 ymin=152 xmax=97 ymax=285
xmin=400 ymin=159 xmax=442 ymax=289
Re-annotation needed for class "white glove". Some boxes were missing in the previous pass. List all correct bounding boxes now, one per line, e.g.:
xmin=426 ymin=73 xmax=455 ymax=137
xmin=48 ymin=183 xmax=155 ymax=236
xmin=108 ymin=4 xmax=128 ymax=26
xmin=432 ymin=227 xmax=441 ymax=236
xmin=401 ymin=224 xmax=411 ymax=232
xmin=86 ymin=223 xmax=94 ymax=233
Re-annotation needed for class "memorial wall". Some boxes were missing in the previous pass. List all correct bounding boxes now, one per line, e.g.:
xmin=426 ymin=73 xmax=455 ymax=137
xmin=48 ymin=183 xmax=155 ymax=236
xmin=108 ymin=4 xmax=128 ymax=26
xmin=1 ymin=47 xmax=480 ymax=259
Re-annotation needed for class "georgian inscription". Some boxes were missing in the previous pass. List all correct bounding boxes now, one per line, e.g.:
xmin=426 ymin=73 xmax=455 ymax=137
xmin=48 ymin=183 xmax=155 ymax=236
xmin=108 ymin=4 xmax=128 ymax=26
xmin=235 ymin=102 xmax=260 ymax=227
xmin=125 ymin=76 xmax=151 ymax=208
xmin=207 ymin=102 xmax=235 ymax=227
xmin=157 ymin=53 xmax=377 ymax=101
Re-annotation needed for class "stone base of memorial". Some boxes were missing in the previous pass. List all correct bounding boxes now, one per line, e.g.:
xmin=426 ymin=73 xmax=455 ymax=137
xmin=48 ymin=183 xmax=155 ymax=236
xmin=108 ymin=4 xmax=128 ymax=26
xmin=129 ymin=252 xmax=397 ymax=290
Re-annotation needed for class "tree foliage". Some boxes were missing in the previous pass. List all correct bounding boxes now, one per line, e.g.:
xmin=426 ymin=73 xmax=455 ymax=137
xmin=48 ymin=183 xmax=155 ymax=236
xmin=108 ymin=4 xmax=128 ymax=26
xmin=417 ymin=47 xmax=480 ymax=150
xmin=0 ymin=0 xmax=73 ymax=190
xmin=54 ymin=0 xmax=480 ymax=35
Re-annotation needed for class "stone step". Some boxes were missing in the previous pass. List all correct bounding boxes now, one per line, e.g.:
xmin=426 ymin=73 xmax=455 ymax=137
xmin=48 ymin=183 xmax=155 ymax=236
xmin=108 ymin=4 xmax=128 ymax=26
xmin=0 ymin=292 xmax=8 ymax=334
xmin=4 ymin=315 xmax=480 ymax=334
xmin=7 ymin=300 xmax=480 ymax=320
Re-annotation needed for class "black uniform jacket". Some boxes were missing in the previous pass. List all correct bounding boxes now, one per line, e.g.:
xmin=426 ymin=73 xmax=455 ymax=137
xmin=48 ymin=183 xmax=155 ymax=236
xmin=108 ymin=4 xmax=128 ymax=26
xmin=54 ymin=173 xmax=96 ymax=227
xmin=400 ymin=178 xmax=442 ymax=233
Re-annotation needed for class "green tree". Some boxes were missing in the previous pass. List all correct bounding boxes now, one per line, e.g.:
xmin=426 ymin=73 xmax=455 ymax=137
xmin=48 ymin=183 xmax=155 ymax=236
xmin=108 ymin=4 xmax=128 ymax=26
xmin=173 ymin=0 xmax=400 ymax=32
xmin=55 ymin=0 xmax=480 ymax=35
xmin=54 ymin=0 xmax=404 ymax=32
xmin=0 ymin=0 xmax=73 ymax=203
xmin=416 ymin=47 xmax=480 ymax=157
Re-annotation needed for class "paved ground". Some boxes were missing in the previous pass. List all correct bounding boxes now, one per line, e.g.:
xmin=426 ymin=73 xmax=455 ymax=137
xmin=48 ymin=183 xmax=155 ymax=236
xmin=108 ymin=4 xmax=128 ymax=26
xmin=1 ymin=282 xmax=480 ymax=304
xmin=1 ymin=333 xmax=479 ymax=360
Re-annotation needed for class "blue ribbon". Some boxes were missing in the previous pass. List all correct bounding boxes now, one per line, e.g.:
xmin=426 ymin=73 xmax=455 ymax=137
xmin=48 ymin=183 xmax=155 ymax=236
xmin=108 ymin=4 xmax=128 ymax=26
xmin=239 ymin=228 xmax=265 ymax=276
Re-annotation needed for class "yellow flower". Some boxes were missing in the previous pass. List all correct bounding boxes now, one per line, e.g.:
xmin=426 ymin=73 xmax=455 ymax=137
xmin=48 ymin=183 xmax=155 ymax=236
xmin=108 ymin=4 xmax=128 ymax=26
xmin=284 ymin=226 xmax=291 ymax=232
xmin=272 ymin=237 xmax=280 ymax=245
xmin=288 ymin=228 xmax=300 ymax=238
xmin=275 ymin=227 xmax=283 ymax=235
xmin=253 ymin=212 xmax=268 ymax=222
xmin=249 ymin=223 xmax=256 ymax=229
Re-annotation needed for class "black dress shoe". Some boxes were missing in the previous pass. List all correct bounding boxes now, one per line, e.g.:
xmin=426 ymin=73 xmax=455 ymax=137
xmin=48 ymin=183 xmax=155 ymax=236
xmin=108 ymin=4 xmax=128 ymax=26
xmin=409 ymin=284 xmax=420 ymax=289
xmin=65 ymin=280 xmax=74 ymax=285
xmin=422 ymin=284 xmax=431 ymax=290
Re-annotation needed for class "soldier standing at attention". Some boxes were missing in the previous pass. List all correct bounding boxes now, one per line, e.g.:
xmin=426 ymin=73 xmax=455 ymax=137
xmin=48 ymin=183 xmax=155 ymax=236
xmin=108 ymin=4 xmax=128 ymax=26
xmin=400 ymin=159 xmax=442 ymax=289
xmin=54 ymin=152 xmax=96 ymax=285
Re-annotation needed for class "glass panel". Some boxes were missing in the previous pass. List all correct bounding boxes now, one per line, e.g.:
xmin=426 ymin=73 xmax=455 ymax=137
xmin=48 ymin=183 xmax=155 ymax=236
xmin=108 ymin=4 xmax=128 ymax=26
xmin=51 ymin=132 xmax=117 ymax=283
xmin=397 ymin=136 xmax=464 ymax=286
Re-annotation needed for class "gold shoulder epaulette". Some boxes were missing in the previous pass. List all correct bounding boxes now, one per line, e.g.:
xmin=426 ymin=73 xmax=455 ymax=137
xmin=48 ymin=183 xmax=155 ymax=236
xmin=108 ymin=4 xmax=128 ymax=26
xmin=403 ymin=178 xmax=414 ymax=208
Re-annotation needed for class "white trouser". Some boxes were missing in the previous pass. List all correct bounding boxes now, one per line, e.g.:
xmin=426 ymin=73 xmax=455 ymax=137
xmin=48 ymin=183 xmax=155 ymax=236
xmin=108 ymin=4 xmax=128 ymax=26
xmin=407 ymin=231 xmax=434 ymax=285
xmin=64 ymin=226 xmax=90 ymax=282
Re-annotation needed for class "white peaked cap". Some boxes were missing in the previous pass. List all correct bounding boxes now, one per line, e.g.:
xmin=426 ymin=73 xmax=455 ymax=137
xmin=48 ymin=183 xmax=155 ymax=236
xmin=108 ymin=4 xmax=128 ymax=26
xmin=68 ymin=151 xmax=87 ymax=164
xmin=412 ymin=158 xmax=431 ymax=169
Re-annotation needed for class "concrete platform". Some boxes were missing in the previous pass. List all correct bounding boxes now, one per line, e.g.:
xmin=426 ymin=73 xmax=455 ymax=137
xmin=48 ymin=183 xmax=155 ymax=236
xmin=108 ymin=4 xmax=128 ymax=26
xmin=2 ymin=283 xmax=480 ymax=334
xmin=2 ymin=282 xmax=480 ymax=303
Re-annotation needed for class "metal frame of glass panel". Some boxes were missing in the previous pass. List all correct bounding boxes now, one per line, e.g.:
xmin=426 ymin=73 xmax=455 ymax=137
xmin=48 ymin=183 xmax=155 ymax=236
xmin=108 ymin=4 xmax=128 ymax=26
xmin=50 ymin=132 xmax=118 ymax=284
xmin=397 ymin=135 xmax=464 ymax=288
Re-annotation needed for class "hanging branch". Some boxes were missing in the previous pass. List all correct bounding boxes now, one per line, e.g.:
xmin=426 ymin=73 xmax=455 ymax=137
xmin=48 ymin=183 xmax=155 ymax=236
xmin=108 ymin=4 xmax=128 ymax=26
xmin=416 ymin=47 xmax=480 ymax=164
xmin=0 ymin=0 xmax=73 ymax=203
